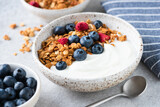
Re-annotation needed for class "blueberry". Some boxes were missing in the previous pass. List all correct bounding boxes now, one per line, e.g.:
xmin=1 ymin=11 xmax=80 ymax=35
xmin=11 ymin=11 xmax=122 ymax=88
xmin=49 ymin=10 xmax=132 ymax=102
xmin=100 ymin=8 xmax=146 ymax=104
xmin=73 ymin=49 xmax=87 ymax=61
xmin=56 ymin=61 xmax=67 ymax=70
xmin=88 ymin=31 xmax=99 ymax=41
xmin=65 ymin=23 xmax=75 ymax=33
xmin=0 ymin=64 xmax=11 ymax=78
xmin=14 ymin=82 xmax=24 ymax=91
xmin=0 ymin=88 xmax=9 ymax=100
xmin=91 ymin=44 xmax=104 ymax=54
xmin=32 ymin=88 xmax=35 ymax=94
xmin=19 ymin=87 xmax=33 ymax=100
xmin=4 ymin=101 xmax=15 ymax=107
xmin=0 ymin=79 xmax=4 ymax=89
xmin=26 ymin=77 xmax=37 ymax=88
xmin=53 ymin=26 xmax=66 ymax=35
xmin=93 ymin=20 xmax=103 ymax=29
xmin=3 ymin=76 xmax=16 ymax=87
xmin=5 ymin=87 xmax=16 ymax=100
xmin=68 ymin=35 xmax=80 ymax=44
xmin=16 ymin=98 xmax=26 ymax=106
xmin=13 ymin=99 xmax=17 ymax=104
xmin=13 ymin=68 xmax=26 ymax=80
xmin=80 ymin=36 xmax=93 ymax=48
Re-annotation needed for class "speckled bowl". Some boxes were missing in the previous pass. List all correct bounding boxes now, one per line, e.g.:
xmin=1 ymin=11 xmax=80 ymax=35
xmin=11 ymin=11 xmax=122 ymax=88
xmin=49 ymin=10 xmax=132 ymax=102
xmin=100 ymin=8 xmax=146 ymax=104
xmin=32 ymin=12 xmax=143 ymax=92
xmin=0 ymin=63 xmax=41 ymax=107
xmin=20 ymin=0 xmax=90 ymax=22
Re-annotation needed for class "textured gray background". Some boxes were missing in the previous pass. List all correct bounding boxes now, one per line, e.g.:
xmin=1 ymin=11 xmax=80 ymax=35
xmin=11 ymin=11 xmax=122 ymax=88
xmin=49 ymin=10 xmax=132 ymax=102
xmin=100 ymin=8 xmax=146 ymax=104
xmin=0 ymin=0 xmax=159 ymax=107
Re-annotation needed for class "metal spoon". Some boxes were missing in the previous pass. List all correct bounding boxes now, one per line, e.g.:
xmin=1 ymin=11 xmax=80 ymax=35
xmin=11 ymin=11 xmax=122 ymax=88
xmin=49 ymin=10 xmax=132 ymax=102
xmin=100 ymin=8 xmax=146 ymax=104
xmin=86 ymin=76 xmax=147 ymax=107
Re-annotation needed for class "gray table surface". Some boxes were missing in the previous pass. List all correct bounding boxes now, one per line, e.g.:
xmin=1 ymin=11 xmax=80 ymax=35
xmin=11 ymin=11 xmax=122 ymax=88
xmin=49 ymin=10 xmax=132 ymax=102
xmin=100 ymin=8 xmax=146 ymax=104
xmin=0 ymin=0 xmax=159 ymax=107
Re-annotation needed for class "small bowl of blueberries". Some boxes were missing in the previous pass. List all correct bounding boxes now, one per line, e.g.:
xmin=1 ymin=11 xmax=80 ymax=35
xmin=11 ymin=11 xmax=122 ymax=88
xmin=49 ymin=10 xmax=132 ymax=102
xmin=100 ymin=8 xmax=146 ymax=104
xmin=0 ymin=63 xmax=41 ymax=107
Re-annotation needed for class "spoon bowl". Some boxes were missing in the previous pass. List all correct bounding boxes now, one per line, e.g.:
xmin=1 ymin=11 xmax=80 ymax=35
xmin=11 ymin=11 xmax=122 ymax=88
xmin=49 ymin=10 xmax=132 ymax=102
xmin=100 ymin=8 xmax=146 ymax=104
xmin=86 ymin=76 xmax=147 ymax=107
xmin=123 ymin=76 xmax=147 ymax=97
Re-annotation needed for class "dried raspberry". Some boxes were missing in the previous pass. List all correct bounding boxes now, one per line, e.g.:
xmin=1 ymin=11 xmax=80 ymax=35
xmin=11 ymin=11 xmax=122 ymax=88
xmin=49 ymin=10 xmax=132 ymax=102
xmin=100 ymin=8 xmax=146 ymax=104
xmin=29 ymin=1 xmax=40 ymax=8
xmin=75 ymin=22 xmax=89 ymax=31
xmin=58 ymin=38 xmax=68 ymax=45
xmin=98 ymin=33 xmax=110 ymax=42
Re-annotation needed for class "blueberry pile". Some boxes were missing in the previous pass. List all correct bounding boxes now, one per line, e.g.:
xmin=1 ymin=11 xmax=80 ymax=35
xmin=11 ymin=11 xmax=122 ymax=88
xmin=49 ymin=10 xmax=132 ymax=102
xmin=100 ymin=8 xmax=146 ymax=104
xmin=0 ymin=64 xmax=37 ymax=107
xmin=52 ymin=20 xmax=105 ymax=70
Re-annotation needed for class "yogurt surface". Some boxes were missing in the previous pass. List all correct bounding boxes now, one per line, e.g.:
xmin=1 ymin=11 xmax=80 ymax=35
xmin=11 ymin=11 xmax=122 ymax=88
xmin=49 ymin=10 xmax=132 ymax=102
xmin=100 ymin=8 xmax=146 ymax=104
xmin=51 ymin=40 xmax=137 ymax=79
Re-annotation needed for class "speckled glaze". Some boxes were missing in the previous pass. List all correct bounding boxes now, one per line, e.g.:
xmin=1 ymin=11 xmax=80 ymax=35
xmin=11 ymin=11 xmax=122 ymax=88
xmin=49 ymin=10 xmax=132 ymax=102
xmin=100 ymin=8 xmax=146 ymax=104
xmin=0 ymin=63 xmax=41 ymax=107
xmin=32 ymin=13 xmax=143 ymax=92
xmin=20 ymin=0 xmax=90 ymax=22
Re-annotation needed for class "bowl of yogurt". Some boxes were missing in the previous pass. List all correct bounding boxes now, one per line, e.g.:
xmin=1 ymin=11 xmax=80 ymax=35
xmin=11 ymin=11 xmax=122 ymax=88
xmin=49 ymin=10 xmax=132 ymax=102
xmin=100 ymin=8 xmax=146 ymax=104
xmin=32 ymin=12 xmax=143 ymax=92
xmin=20 ymin=0 xmax=90 ymax=22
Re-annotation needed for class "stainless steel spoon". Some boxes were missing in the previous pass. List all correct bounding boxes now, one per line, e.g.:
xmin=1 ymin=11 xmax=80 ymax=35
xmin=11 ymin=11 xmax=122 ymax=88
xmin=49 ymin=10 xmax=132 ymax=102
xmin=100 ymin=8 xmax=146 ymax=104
xmin=86 ymin=76 xmax=147 ymax=107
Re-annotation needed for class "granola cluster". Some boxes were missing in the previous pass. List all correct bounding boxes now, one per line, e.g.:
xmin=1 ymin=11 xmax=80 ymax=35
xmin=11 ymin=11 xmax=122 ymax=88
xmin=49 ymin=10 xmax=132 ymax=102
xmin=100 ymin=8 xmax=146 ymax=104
xmin=19 ymin=26 xmax=42 ymax=53
xmin=3 ymin=35 xmax=10 ymax=40
xmin=38 ymin=19 xmax=127 ymax=69
xmin=20 ymin=27 xmax=41 ymax=37
xmin=2 ymin=23 xmax=43 ymax=55
xmin=26 ymin=0 xmax=84 ymax=9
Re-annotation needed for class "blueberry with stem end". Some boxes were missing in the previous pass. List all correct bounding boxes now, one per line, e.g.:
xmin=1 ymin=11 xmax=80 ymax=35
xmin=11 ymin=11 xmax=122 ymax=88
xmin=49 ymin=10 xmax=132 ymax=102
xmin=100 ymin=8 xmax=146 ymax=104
xmin=73 ymin=49 xmax=87 ymax=61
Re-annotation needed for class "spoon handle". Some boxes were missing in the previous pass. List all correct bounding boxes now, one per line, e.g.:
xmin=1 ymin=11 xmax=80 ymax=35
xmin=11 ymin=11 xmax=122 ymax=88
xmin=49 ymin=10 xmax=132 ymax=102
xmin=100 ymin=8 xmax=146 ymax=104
xmin=86 ymin=93 xmax=126 ymax=107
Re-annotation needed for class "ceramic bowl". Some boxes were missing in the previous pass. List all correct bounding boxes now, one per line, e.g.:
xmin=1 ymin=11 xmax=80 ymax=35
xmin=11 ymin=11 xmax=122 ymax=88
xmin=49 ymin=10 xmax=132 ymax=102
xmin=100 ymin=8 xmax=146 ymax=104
xmin=0 ymin=63 xmax=41 ymax=107
xmin=20 ymin=0 xmax=90 ymax=22
xmin=32 ymin=12 xmax=143 ymax=92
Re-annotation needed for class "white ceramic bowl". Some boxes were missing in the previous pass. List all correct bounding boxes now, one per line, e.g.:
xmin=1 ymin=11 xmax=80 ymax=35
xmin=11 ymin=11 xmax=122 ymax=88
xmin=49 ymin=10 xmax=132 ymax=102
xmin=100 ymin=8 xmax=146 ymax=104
xmin=0 ymin=63 xmax=41 ymax=107
xmin=20 ymin=0 xmax=90 ymax=22
xmin=32 ymin=12 xmax=143 ymax=92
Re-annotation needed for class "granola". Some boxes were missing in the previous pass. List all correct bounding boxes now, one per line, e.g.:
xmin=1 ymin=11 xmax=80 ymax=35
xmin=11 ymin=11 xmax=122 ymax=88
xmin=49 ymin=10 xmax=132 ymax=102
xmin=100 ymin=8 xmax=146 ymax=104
xmin=26 ymin=0 xmax=84 ymax=9
xmin=4 ymin=23 xmax=43 ymax=55
xmin=9 ymin=24 xmax=17 ymax=29
xmin=19 ymin=25 xmax=42 ymax=54
xmin=20 ymin=23 xmax=25 ymax=27
xmin=38 ymin=19 xmax=127 ymax=70
xmin=3 ymin=35 xmax=10 ymax=40
xmin=13 ymin=53 xmax=17 ymax=56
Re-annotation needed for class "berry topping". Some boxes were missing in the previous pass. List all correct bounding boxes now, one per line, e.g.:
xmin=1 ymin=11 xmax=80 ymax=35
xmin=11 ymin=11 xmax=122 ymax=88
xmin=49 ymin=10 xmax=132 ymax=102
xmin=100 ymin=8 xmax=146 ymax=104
xmin=14 ymin=82 xmax=24 ymax=91
xmin=26 ymin=77 xmax=37 ymax=88
xmin=65 ymin=23 xmax=75 ymax=33
xmin=19 ymin=87 xmax=33 ymax=100
xmin=88 ymin=31 xmax=99 ymax=41
xmin=56 ymin=61 xmax=67 ymax=70
xmin=4 ymin=101 xmax=15 ymax=107
xmin=29 ymin=1 xmax=40 ymax=8
xmin=80 ymin=36 xmax=93 ymax=48
xmin=53 ymin=26 xmax=66 ymax=35
xmin=75 ymin=22 xmax=89 ymax=31
xmin=98 ymin=33 xmax=110 ymax=42
xmin=93 ymin=20 xmax=103 ymax=29
xmin=16 ymin=99 xmax=26 ymax=106
xmin=0 ymin=64 xmax=11 ymax=78
xmin=68 ymin=35 xmax=80 ymax=44
xmin=5 ymin=87 xmax=16 ymax=100
xmin=91 ymin=44 xmax=104 ymax=54
xmin=73 ymin=49 xmax=87 ymax=61
xmin=13 ymin=68 xmax=26 ymax=81
xmin=3 ymin=76 xmax=16 ymax=87
xmin=0 ymin=89 xmax=9 ymax=100
xmin=58 ymin=38 xmax=68 ymax=45
xmin=0 ymin=64 xmax=37 ymax=106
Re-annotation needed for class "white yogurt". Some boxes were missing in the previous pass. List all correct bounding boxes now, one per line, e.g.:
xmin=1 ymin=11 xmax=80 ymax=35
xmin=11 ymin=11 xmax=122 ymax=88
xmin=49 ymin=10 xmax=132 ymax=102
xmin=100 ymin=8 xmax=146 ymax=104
xmin=51 ymin=40 xmax=137 ymax=79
